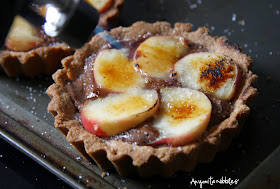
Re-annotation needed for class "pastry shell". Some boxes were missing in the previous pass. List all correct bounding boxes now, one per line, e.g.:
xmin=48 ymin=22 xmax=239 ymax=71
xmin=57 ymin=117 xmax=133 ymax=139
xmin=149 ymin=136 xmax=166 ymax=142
xmin=47 ymin=21 xmax=258 ymax=177
xmin=0 ymin=44 xmax=74 ymax=77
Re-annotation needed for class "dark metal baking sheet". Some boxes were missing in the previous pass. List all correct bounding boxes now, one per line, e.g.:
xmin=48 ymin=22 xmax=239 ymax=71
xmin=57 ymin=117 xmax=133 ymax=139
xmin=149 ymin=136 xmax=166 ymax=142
xmin=0 ymin=0 xmax=280 ymax=188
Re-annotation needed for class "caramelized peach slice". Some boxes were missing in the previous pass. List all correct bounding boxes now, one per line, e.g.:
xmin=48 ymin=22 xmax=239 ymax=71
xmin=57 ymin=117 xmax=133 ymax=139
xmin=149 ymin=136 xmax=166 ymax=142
xmin=174 ymin=52 xmax=241 ymax=100
xmin=81 ymin=89 xmax=159 ymax=137
xmin=85 ymin=0 xmax=113 ymax=13
xmin=150 ymin=87 xmax=212 ymax=147
xmin=134 ymin=36 xmax=189 ymax=80
xmin=94 ymin=48 xmax=145 ymax=92
xmin=5 ymin=16 xmax=43 ymax=52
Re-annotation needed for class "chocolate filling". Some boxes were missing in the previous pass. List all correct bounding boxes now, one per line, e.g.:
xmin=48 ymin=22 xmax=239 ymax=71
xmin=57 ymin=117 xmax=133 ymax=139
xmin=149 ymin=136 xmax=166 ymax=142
xmin=65 ymin=37 xmax=233 ymax=146
xmin=111 ymin=121 xmax=159 ymax=145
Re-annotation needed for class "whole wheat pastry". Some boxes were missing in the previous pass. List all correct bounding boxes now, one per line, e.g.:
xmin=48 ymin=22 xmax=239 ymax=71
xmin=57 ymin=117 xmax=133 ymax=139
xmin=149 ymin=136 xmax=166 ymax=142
xmin=47 ymin=21 xmax=257 ymax=177
xmin=0 ymin=0 xmax=124 ymax=77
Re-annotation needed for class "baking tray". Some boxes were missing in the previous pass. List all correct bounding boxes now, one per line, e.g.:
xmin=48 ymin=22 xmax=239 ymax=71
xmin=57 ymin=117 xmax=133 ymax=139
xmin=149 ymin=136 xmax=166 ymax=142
xmin=0 ymin=0 xmax=280 ymax=188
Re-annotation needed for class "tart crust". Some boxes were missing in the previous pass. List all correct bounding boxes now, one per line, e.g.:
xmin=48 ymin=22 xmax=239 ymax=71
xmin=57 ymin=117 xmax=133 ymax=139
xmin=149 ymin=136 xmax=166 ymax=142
xmin=47 ymin=21 xmax=258 ymax=177
xmin=0 ymin=44 xmax=74 ymax=77
xmin=0 ymin=0 xmax=124 ymax=77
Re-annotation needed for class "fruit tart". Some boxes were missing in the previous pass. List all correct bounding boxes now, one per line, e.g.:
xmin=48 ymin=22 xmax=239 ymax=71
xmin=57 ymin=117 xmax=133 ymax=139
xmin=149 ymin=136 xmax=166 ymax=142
xmin=85 ymin=0 xmax=124 ymax=29
xmin=47 ymin=21 xmax=258 ymax=177
xmin=0 ymin=15 xmax=74 ymax=77
xmin=0 ymin=0 xmax=124 ymax=77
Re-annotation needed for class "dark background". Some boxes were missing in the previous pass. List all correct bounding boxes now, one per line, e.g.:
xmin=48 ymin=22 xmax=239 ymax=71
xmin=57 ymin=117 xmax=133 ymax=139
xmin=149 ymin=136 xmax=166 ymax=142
xmin=1 ymin=0 xmax=280 ymax=188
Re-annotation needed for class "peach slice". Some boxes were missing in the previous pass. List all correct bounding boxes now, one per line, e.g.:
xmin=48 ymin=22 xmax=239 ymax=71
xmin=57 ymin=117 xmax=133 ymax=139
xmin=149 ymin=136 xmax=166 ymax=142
xmin=174 ymin=52 xmax=241 ymax=100
xmin=94 ymin=48 xmax=145 ymax=92
xmin=81 ymin=89 xmax=159 ymax=137
xmin=85 ymin=0 xmax=113 ymax=13
xmin=5 ymin=16 xmax=43 ymax=52
xmin=133 ymin=36 xmax=189 ymax=80
xmin=38 ymin=5 xmax=48 ymax=18
xmin=150 ymin=87 xmax=212 ymax=147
